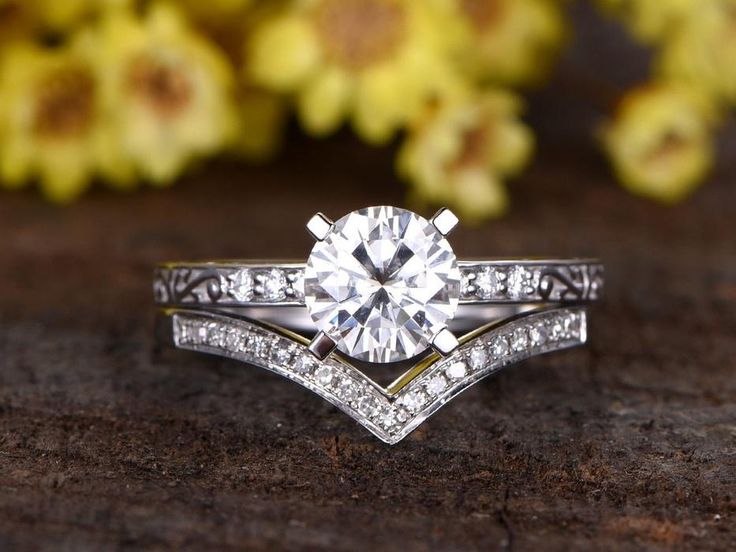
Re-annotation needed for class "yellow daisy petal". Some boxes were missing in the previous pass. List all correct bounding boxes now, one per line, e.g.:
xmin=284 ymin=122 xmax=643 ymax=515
xmin=451 ymin=168 xmax=509 ymax=221
xmin=298 ymin=67 xmax=352 ymax=136
xmin=601 ymin=82 xmax=716 ymax=203
xmin=249 ymin=15 xmax=321 ymax=91
xmin=353 ymin=63 xmax=410 ymax=143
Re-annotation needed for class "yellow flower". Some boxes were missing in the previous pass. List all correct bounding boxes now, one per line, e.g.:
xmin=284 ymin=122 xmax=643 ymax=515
xmin=601 ymin=83 xmax=717 ymax=203
xmin=0 ymin=38 xmax=116 ymax=202
xmin=450 ymin=0 xmax=567 ymax=87
xmin=398 ymin=89 xmax=534 ymax=222
xmin=248 ymin=0 xmax=458 ymax=143
xmin=657 ymin=0 xmax=736 ymax=102
xmin=95 ymin=3 xmax=238 ymax=184
xmin=185 ymin=3 xmax=289 ymax=161
xmin=596 ymin=0 xmax=695 ymax=44
xmin=180 ymin=0 xmax=252 ymax=23
xmin=232 ymin=86 xmax=288 ymax=161
xmin=0 ymin=0 xmax=42 ymax=44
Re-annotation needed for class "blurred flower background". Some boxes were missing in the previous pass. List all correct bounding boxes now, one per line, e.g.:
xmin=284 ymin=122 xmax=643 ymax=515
xmin=0 ymin=0 xmax=732 ymax=218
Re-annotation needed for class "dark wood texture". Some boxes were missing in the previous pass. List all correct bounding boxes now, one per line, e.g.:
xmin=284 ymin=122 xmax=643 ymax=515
xmin=1 ymin=6 xmax=735 ymax=551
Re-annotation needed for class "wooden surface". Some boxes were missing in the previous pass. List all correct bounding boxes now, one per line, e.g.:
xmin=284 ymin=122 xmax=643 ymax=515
xmin=1 ymin=7 xmax=736 ymax=552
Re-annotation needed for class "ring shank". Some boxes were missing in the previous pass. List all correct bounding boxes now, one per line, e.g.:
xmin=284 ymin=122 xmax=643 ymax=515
xmin=154 ymin=258 xmax=604 ymax=309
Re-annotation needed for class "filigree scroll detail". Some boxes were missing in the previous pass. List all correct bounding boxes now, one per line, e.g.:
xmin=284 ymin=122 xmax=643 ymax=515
xmin=538 ymin=264 xmax=604 ymax=302
xmin=153 ymin=267 xmax=223 ymax=305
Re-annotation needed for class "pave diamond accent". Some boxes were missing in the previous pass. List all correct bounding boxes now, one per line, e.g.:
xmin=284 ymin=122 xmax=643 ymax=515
xmin=474 ymin=267 xmax=502 ymax=299
xmin=224 ymin=269 xmax=253 ymax=301
xmin=171 ymin=307 xmax=587 ymax=444
xmin=304 ymin=206 xmax=461 ymax=363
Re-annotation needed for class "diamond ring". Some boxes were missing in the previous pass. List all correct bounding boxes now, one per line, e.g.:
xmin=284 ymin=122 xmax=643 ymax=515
xmin=154 ymin=206 xmax=603 ymax=442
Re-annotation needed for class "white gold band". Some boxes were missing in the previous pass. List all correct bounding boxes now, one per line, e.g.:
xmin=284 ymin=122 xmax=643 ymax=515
xmin=154 ymin=259 xmax=604 ymax=307
xmin=160 ymin=306 xmax=587 ymax=444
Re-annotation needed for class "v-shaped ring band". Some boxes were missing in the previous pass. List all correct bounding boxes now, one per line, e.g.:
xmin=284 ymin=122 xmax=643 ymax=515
xmin=157 ymin=306 xmax=587 ymax=444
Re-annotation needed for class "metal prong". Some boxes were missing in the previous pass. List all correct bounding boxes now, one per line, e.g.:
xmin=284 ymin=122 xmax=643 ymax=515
xmin=308 ymin=331 xmax=337 ymax=360
xmin=306 ymin=212 xmax=334 ymax=241
xmin=431 ymin=208 xmax=459 ymax=236
xmin=431 ymin=327 xmax=459 ymax=356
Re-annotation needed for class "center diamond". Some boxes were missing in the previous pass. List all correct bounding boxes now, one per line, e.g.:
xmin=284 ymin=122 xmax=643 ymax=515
xmin=304 ymin=206 xmax=461 ymax=363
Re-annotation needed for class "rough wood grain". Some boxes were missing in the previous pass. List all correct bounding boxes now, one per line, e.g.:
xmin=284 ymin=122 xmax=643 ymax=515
xmin=1 ymin=6 xmax=735 ymax=551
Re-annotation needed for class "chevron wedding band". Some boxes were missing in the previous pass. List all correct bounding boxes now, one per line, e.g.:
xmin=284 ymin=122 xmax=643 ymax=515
xmin=159 ymin=306 xmax=587 ymax=444
xmin=154 ymin=205 xmax=603 ymax=442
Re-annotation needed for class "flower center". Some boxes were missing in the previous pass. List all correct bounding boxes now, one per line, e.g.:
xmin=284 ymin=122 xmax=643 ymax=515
xmin=641 ymin=130 xmax=691 ymax=170
xmin=32 ymin=65 xmax=96 ymax=140
xmin=452 ymin=124 xmax=490 ymax=170
xmin=460 ymin=0 xmax=504 ymax=32
xmin=314 ymin=0 xmax=407 ymax=70
xmin=127 ymin=54 xmax=193 ymax=119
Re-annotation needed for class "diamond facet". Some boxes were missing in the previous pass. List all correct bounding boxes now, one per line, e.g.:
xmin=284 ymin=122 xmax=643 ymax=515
xmin=304 ymin=206 xmax=461 ymax=363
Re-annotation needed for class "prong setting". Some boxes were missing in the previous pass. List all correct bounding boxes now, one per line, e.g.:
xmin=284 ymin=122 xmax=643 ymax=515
xmin=431 ymin=208 xmax=459 ymax=236
xmin=306 ymin=213 xmax=334 ymax=241
xmin=431 ymin=327 xmax=460 ymax=356
xmin=308 ymin=331 xmax=337 ymax=360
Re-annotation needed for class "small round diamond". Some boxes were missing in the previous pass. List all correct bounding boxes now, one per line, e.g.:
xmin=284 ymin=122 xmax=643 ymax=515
xmin=426 ymin=374 xmax=447 ymax=396
xmin=506 ymin=266 xmax=535 ymax=300
xmin=293 ymin=355 xmax=314 ymax=375
xmin=314 ymin=365 xmax=334 ymax=386
xmin=511 ymin=328 xmax=529 ymax=351
xmin=530 ymin=324 xmax=548 ymax=346
xmin=474 ymin=267 xmax=500 ymax=299
xmin=260 ymin=269 xmax=286 ymax=301
xmin=304 ymin=206 xmax=461 ymax=363
xmin=357 ymin=395 xmax=380 ymax=417
xmin=469 ymin=347 xmax=489 ymax=369
xmin=492 ymin=337 xmax=509 ymax=358
xmin=445 ymin=361 xmax=467 ymax=380
xmin=225 ymin=269 xmax=253 ymax=301
xmin=399 ymin=390 xmax=427 ymax=412
xmin=337 ymin=379 xmax=359 ymax=402
xmin=270 ymin=342 xmax=292 ymax=364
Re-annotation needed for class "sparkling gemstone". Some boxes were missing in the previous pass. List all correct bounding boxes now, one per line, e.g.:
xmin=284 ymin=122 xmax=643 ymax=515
xmin=270 ymin=342 xmax=292 ymax=364
xmin=304 ymin=206 xmax=461 ymax=363
xmin=400 ymin=389 xmax=427 ymax=411
xmin=394 ymin=408 xmax=409 ymax=423
xmin=225 ymin=329 xmax=242 ymax=351
xmin=293 ymin=355 xmax=314 ymax=375
xmin=378 ymin=406 xmax=397 ymax=429
xmin=551 ymin=321 xmax=564 ymax=340
xmin=469 ymin=347 xmax=489 ymax=369
xmin=247 ymin=334 xmax=268 ymax=358
xmin=445 ymin=361 xmax=467 ymax=380
xmin=225 ymin=269 xmax=253 ymax=301
xmin=474 ymin=267 xmax=500 ymax=299
xmin=337 ymin=379 xmax=359 ymax=402
xmin=511 ymin=328 xmax=529 ymax=351
xmin=357 ymin=395 xmax=380 ymax=417
xmin=492 ymin=337 xmax=509 ymax=358
xmin=426 ymin=374 xmax=447 ymax=396
xmin=260 ymin=269 xmax=286 ymax=301
xmin=506 ymin=266 xmax=535 ymax=300
xmin=530 ymin=324 xmax=548 ymax=346
xmin=314 ymin=366 xmax=334 ymax=386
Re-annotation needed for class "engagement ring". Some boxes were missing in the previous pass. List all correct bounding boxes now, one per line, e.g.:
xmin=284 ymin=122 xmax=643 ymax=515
xmin=154 ymin=206 xmax=603 ymax=443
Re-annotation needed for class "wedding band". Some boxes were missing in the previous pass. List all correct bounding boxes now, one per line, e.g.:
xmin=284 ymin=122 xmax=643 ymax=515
xmin=154 ymin=205 xmax=603 ymax=443
xmin=157 ymin=305 xmax=587 ymax=444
